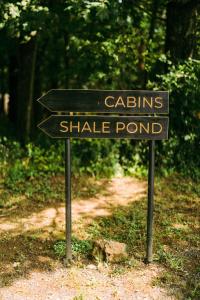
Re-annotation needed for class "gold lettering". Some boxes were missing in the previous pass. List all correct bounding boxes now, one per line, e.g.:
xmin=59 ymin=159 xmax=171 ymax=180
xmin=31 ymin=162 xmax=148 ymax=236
xmin=143 ymin=97 xmax=153 ymax=108
xmin=93 ymin=122 xmax=101 ymax=133
xmin=154 ymin=97 xmax=163 ymax=108
xmin=60 ymin=121 xmax=68 ymax=132
xmin=102 ymin=122 xmax=110 ymax=133
xmin=81 ymin=121 xmax=92 ymax=133
xmin=116 ymin=122 xmax=125 ymax=133
xmin=152 ymin=123 xmax=162 ymax=134
xmin=127 ymin=122 xmax=138 ymax=133
xmin=127 ymin=97 xmax=137 ymax=108
xmin=70 ymin=121 xmax=80 ymax=133
xmin=105 ymin=96 xmax=114 ymax=108
xmin=138 ymin=96 xmax=141 ymax=108
xmin=115 ymin=96 xmax=125 ymax=107
xmin=140 ymin=122 xmax=150 ymax=133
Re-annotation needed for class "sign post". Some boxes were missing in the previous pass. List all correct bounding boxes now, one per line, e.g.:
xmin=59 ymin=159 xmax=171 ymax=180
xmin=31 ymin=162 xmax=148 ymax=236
xmin=65 ymin=138 xmax=72 ymax=262
xmin=146 ymin=140 xmax=155 ymax=263
xmin=37 ymin=89 xmax=169 ymax=264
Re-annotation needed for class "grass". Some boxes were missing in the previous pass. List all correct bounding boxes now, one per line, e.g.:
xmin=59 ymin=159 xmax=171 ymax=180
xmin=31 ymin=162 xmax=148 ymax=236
xmin=0 ymin=172 xmax=199 ymax=299
xmin=53 ymin=237 xmax=93 ymax=258
xmin=83 ymin=175 xmax=200 ymax=299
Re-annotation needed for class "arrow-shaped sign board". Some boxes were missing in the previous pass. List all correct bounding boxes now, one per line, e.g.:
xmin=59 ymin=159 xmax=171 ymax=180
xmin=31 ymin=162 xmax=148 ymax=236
xmin=38 ymin=115 xmax=169 ymax=140
xmin=37 ymin=89 xmax=169 ymax=114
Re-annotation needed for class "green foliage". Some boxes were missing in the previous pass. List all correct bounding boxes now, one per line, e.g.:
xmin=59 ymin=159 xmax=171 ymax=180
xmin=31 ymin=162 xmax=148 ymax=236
xmin=0 ymin=137 xmax=124 ymax=192
xmin=0 ymin=0 xmax=49 ymax=41
xmin=1 ymin=132 xmax=150 ymax=195
xmin=0 ymin=138 xmax=64 ymax=190
xmin=0 ymin=0 xmax=200 ymax=178
xmin=53 ymin=241 xmax=65 ymax=258
xmin=148 ymin=58 xmax=200 ymax=178
xmin=53 ymin=237 xmax=92 ymax=258
xmin=72 ymin=237 xmax=93 ymax=255
xmin=72 ymin=139 xmax=120 ymax=177
xmin=157 ymin=246 xmax=184 ymax=271
xmin=119 ymin=140 xmax=148 ymax=177
xmin=0 ymin=1 xmax=199 ymax=297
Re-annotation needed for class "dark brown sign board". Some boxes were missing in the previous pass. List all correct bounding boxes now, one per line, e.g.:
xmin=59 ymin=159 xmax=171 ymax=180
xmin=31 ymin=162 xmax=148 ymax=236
xmin=37 ymin=89 xmax=169 ymax=114
xmin=38 ymin=115 xmax=169 ymax=140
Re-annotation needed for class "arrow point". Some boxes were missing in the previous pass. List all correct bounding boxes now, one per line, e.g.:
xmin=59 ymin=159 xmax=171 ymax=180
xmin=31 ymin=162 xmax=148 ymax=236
xmin=36 ymin=90 xmax=54 ymax=111
xmin=36 ymin=90 xmax=48 ymax=102
xmin=37 ymin=115 xmax=54 ymax=138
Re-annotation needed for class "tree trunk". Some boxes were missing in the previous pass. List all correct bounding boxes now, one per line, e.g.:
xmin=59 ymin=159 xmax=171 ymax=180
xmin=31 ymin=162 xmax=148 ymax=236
xmin=9 ymin=53 xmax=19 ymax=123
xmin=165 ymin=0 xmax=200 ymax=62
xmin=17 ymin=37 xmax=37 ymax=142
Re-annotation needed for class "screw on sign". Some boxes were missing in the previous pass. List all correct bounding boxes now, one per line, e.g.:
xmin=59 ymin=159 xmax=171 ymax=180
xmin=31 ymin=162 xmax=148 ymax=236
xmin=37 ymin=89 xmax=169 ymax=264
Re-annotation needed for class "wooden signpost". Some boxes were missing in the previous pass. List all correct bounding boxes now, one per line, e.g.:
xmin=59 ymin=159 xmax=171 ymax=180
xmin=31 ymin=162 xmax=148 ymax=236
xmin=37 ymin=89 xmax=169 ymax=264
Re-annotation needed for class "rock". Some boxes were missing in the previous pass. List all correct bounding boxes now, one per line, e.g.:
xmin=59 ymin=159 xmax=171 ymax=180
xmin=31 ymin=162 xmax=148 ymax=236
xmin=92 ymin=239 xmax=128 ymax=263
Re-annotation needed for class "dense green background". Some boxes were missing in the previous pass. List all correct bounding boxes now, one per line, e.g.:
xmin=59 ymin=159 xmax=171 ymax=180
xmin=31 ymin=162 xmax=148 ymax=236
xmin=0 ymin=0 xmax=200 ymax=178
xmin=0 ymin=3 xmax=199 ymax=298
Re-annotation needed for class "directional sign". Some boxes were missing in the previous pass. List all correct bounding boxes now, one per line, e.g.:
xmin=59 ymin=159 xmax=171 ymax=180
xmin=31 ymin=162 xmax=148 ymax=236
xmin=38 ymin=115 xmax=169 ymax=140
xmin=37 ymin=89 xmax=169 ymax=114
xmin=36 ymin=88 xmax=170 ymax=264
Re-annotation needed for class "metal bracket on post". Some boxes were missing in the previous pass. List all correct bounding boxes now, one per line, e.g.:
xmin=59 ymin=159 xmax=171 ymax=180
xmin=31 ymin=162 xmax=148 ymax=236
xmin=146 ymin=140 xmax=155 ymax=263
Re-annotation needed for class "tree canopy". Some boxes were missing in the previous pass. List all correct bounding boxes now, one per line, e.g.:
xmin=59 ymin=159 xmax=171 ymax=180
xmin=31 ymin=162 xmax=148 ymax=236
xmin=0 ymin=0 xmax=200 ymax=176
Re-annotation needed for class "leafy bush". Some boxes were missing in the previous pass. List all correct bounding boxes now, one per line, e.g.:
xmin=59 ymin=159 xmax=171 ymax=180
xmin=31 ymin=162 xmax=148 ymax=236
xmin=148 ymin=58 xmax=200 ymax=178
xmin=0 ymin=137 xmax=126 ymax=191
xmin=0 ymin=138 xmax=64 ymax=189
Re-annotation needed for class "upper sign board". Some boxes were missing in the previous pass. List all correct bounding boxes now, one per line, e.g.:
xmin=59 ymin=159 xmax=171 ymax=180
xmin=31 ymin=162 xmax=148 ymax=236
xmin=37 ymin=89 xmax=169 ymax=114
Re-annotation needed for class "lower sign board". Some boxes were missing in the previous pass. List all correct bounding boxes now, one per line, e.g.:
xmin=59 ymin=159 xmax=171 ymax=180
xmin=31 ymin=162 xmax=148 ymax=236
xmin=38 ymin=115 xmax=169 ymax=140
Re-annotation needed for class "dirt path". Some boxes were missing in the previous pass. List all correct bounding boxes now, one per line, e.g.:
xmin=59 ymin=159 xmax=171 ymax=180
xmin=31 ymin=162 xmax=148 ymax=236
xmin=0 ymin=265 xmax=175 ymax=300
xmin=0 ymin=177 xmax=176 ymax=300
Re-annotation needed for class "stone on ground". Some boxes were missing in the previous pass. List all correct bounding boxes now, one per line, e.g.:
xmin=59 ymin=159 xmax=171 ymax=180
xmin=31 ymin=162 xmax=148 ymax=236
xmin=92 ymin=239 xmax=128 ymax=263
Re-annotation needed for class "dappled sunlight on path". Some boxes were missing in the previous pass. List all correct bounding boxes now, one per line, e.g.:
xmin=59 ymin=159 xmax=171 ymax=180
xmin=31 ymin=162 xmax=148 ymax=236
xmin=0 ymin=177 xmax=146 ymax=236
xmin=72 ymin=177 xmax=146 ymax=220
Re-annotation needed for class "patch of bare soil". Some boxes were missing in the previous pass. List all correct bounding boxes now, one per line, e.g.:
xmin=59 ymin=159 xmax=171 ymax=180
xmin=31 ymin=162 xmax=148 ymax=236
xmin=0 ymin=264 xmax=175 ymax=300
xmin=0 ymin=177 xmax=176 ymax=299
